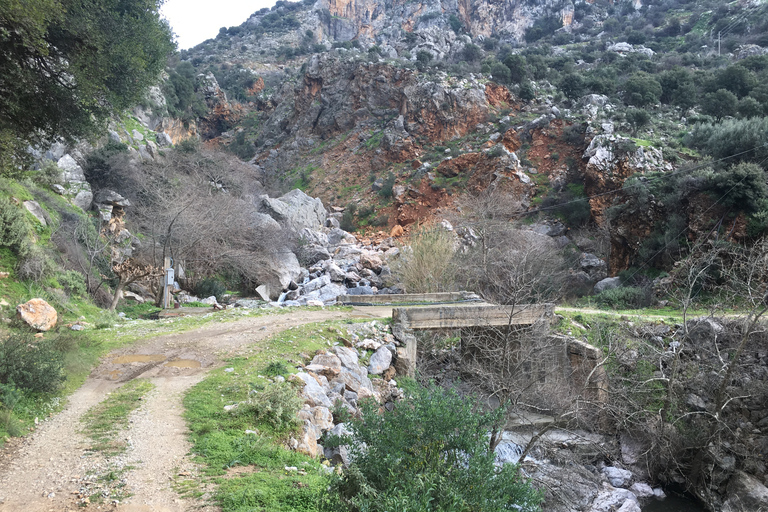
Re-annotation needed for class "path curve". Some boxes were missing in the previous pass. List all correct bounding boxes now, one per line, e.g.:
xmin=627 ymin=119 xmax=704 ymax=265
xmin=0 ymin=307 xmax=388 ymax=511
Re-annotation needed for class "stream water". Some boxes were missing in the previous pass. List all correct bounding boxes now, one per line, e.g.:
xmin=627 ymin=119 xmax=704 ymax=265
xmin=642 ymin=493 xmax=705 ymax=511
xmin=493 ymin=433 xmax=706 ymax=512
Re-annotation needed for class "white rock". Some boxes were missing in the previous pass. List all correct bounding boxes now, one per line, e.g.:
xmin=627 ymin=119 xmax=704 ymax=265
xmin=333 ymin=346 xmax=359 ymax=369
xmin=603 ymin=466 xmax=632 ymax=488
xmin=368 ymin=346 xmax=393 ymax=375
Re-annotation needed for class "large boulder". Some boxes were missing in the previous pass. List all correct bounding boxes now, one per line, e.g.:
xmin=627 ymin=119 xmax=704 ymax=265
xmin=302 ymin=282 xmax=346 ymax=304
xmin=723 ymin=471 xmax=768 ymax=512
xmin=333 ymin=346 xmax=359 ymax=369
xmin=256 ymin=251 xmax=302 ymax=300
xmin=293 ymin=419 xmax=320 ymax=457
xmin=589 ymin=489 xmax=639 ymax=512
xmin=258 ymin=189 xmax=326 ymax=232
xmin=594 ymin=277 xmax=622 ymax=294
xmin=22 ymin=201 xmax=47 ymax=226
xmin=294 ymin=372 xmax=333 ymax=408
xmin=602 ymin=466 xmax=632 ymax=488
xmin=16 ymin=298 xmax=57 ymax=331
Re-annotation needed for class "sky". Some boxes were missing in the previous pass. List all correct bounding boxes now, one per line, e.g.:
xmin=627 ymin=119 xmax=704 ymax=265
xmin=161 ymin=0 xmax=277 ymax=50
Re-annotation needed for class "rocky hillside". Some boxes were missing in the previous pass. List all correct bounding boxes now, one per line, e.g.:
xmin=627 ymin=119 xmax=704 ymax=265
xmin=132 ymin=0 xmax=765 ymax=278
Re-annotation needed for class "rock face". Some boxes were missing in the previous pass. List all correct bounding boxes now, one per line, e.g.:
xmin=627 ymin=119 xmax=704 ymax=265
xmin=16 ymin=298 xmax=57 ymax=331
xmin=254 ymin=54 xmax=493 ymax=178
xmin=57 ymin=154 xmax=93 ymax=211
xmin=582 ymin=135 xmax=671 ymax=274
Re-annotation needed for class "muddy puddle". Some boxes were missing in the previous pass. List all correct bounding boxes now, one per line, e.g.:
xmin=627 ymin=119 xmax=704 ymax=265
xmin=111 ymin=354 xmax=166 ymax=364
xmin=164 ymin=359 xmax=201 ymax=368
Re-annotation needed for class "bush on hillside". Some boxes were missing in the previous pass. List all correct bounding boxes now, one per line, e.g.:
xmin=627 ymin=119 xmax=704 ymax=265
xmin=323 ymin=382 xmax=543 ymax=512
xmin=0 ymin=334 xmax=66 ymax=393
xmin=686 ymin=117 xmax=768 ymax=166
xmin=391 ymin=224 xmax=456 ymax=293
xmin=0 ymin=197 xmax=27 ymax=250
xmin=195 ymin=277 xmax=227 ymax=302
xmin=595 ymin=286 xmax=653 ymax=309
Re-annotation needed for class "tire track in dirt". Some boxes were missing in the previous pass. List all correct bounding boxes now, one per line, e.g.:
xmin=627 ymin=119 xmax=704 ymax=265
xmin=0 ymin=307 xmax=388 ymax=511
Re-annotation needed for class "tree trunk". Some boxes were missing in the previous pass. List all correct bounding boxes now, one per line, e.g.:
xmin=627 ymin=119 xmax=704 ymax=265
xmin=109 ymin=278 xmax=125 ymax=311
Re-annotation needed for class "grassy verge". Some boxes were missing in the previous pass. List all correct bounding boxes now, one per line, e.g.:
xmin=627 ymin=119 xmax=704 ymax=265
xmin=81 ymin=379 xmax=155 ymax=454
xmin=183 ymin=319 xmax=368 ymax=512
xmin=0 ymin=304 xmax=348 ymax=447
xmin=77 ymin=379 xmax=154 ymax=504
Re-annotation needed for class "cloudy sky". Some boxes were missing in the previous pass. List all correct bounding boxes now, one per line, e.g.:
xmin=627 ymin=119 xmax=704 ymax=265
xmin=162 ymin=0 xmax=276 ymax=50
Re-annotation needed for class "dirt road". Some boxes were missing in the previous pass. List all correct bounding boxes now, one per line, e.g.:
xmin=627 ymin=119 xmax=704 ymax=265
xmin=0 ymin=307 xmax=388 ymax=512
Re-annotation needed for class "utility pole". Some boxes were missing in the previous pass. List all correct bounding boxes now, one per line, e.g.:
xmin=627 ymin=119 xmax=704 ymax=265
xmin=718 ymin=30 xmax=721 ymax=56
xmin=162 ymin=256 xmax=174 ymax=309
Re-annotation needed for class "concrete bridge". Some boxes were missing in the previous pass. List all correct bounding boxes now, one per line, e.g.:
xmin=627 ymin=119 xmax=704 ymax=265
xmin=390 ymin=303 xmax=555 ymax=376
xmin=388 ymin=301 xmax=606 ymax=412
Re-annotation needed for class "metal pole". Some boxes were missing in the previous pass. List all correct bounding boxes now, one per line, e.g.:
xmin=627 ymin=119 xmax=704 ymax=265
xmin=163 ymin=256 xmax=172 ymax=309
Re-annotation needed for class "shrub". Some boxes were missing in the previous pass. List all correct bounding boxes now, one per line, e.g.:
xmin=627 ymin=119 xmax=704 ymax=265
xmin=16 ymin=243 xmax=54 ymax=283
xmin=235 ymin=381 xmax=302 ymax=432
xmin=705 ymin=162 xmax=768 ymax=213
xmin=340 ymin=203 xmax=357 ymax=232
xmin=31 ymin=160 xmax=63 ymax=187
xmin=57 ymin=270 xmax=88 ymax=297
xmin=519 ymin=81 xmax=535 ymax=101
xmin=559 ymin=72 xmax=585 ymax=100
xmin=391 ymin=224 xmax=456 ymax=293
xmin=0 ymin=334 xmax=66 ymax=393
xmin=541 ymin=183 xmax=591 ymax=228
xmin=378 ymin=172 xmax=396 ymax=199
xmin=264 ymin=361 xmax=288 ymax=377
xmin=176 ymin=138 xmax=200 ymax=154
xmin=462 ymin=43 xmax=482 ymax=62
xmin=323 ymin=382 xmax=543 ymax=512
xmin=448 ymin=14 xmax=463 ymax=33
xmin=195 ymin=277 xmax=227 ymax=301
xmin=490 ymin=61 xmax=512 ymax=83
xmin=686 ymin=117 xmax=768 ymax=166
xmin=622 ymin=72 xmax=662 ymax=106
xmin=416 ymin=50 xmax=433 ymax=71
xmin=595 ymin=286 xmax=653 ymax=309
xmin=0 ymin=197 xmax=27 ymax=250
xmin=83 ymin=140 xmax=129 ymax=186
xmin=702 ymin=89 xmax=738 ymax=121
xmin=626 ymin=108 xmax=651 ymax=132
xmin=525 ymin=15 xmax=563 ymax=42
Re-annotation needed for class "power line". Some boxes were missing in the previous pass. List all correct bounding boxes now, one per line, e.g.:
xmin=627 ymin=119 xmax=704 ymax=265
xmin=619 ymin=153 xmax=768 ymax=285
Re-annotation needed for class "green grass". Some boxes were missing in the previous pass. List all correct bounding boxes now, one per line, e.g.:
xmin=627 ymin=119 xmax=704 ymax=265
xmin=81 ymin=379 xmax=155 ymax=454
xmin=183 ymin=319 xmax=371 ymax=512
xmin=630 ymin=138 xmax=654 ymax=147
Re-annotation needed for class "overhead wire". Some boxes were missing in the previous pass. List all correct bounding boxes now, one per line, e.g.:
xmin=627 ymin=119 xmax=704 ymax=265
xmin=618 ymin=152 xmax=768 ymax=285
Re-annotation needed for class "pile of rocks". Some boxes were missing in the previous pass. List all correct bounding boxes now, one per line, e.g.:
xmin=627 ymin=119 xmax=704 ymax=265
xmin=288 ymin=321 xmax=403 ymax=459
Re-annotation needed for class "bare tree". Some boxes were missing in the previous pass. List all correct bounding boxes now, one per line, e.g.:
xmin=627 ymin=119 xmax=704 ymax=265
xmin=108 ymin=259 xmax=163 ymax=311
xmin=103 ymin=147 xmax=289 ymax=297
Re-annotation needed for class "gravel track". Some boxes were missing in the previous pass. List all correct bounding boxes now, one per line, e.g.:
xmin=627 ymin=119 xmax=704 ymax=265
xmin=0 ymin=307 xmax=386 ymax=511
